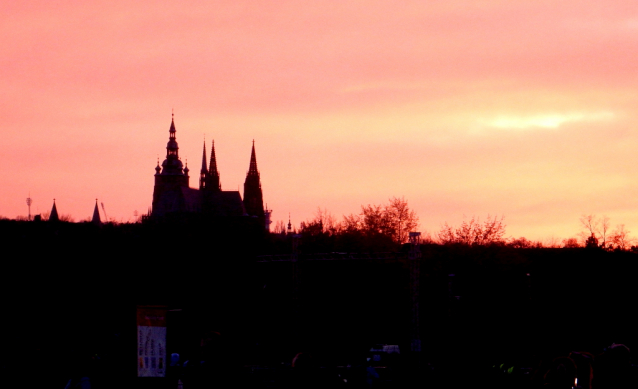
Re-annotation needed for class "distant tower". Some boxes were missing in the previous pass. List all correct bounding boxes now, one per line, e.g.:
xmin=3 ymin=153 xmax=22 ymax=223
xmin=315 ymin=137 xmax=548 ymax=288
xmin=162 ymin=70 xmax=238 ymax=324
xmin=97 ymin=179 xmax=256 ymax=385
xmin=49 ymin=199 xmax=59 ymax=222
xmin=287 ymin=213 xmax=292 ymax=235
xmin=264 ymin=204 xmax=272 ymax=232
xmin=243 ymin=141 xmax=265 ymax=225
xmin=151 ymin=114 xmax=190 ymax=216
xmin=92 ymin=199 xmax=102 ymax=225
xmin=26 ymin=194 xmax=32 ymax=221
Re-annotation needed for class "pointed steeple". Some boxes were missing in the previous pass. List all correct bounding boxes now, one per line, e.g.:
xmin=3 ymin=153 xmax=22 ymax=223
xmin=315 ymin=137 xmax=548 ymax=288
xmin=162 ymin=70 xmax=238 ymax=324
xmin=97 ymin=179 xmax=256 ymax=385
xmin=206 ymin=140 xmax=221 ymax=191
xmin=49 ymin=199 xmax=59 ymax=222
xmin=166 ymin=113 xmax=179 ymax=159
xmin=160 ymin=113 xmax=185 ymax=175
xmin=248 ymin=140 xmax=259 ymax=176
xmin=201 ymin=140 xmax=208 ymax=173
xmin=243 ymin=141 xmax=265 ymax=224
xmin=200 ymin=140 xmax=208 ymax=190
xmin=92 ymin=199 xmax=101 ymax=225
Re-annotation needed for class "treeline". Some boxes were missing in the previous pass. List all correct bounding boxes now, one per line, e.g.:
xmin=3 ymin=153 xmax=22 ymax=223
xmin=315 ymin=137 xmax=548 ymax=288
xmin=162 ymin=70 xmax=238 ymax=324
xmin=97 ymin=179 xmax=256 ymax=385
xmin=7 ymin=197 xmax=638 ymax=253
xmin=272 ymin=200 xmax=638 ymax=253
xmin=575 ymin=214 xmax=637 ymax=251
xmin=268 ymin=197 xmax=417 ymax=253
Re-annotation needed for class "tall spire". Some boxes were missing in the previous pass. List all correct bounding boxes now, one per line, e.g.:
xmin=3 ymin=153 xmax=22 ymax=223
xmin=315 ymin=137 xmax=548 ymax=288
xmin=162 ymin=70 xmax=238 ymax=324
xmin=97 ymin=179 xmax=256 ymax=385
xmin=201 ymin=140 xmax=208 ymax=173
xmin=159 ymin=114 xmax=185 ymax=176
xmin=243 ymin=141 xmax=264 ymax=224
xmin=167 ymin=114 xmax=178 ymax=158
xmin=248 ymin=140 xmax=259 ymax=176
xmin=207 ymin=140 xmax=221 ymax=191
xmin=209 ymin=140 xmax=219 ymax=176
xmin=200 ymin=140 xmax=208 ymax=190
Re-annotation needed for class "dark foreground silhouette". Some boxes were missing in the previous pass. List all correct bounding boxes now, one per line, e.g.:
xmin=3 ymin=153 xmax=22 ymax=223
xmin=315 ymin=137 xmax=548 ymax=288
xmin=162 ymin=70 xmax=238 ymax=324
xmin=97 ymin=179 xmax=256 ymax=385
xmin=2 ymin=218 xmax=638 ymax=388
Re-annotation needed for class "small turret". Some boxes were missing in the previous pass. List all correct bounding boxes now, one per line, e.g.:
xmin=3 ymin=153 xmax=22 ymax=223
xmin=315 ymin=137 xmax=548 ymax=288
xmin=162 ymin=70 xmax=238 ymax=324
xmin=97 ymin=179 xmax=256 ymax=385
xmin=92 ymin=199 xmax=101 ymax=225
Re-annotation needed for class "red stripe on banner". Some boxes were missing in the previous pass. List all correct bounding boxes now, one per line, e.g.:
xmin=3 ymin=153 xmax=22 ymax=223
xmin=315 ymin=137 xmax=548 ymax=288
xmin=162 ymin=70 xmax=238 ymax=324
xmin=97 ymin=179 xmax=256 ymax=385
xmin=136 ymin=306 xmax=167 ymax=327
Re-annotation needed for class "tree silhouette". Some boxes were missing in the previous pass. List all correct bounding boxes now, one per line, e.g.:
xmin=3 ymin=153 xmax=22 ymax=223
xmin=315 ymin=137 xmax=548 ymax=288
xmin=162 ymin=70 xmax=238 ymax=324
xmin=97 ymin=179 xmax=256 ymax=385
xmin=385 ymin=196 xmax=419 ymax=244
xmin=347 ymin=197 xmax=419 ymax=244
xmin=562 ymin=237 xmax=580 ymax=248
xmin=585 ymin=233 xmax=599 ymax=249
xmin=609 ymin=224 xmax=636 ymax=251
xmin=579 ymin=214 xmax=610 ymax=248
xmin=438 ymin=215 xmax=506 ymax=246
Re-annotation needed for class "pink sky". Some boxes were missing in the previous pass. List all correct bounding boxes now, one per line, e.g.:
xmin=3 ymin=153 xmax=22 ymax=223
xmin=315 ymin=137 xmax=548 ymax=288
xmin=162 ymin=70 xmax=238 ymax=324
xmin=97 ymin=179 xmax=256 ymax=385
xmin=3 ymin=1 xmax=638 ymax=241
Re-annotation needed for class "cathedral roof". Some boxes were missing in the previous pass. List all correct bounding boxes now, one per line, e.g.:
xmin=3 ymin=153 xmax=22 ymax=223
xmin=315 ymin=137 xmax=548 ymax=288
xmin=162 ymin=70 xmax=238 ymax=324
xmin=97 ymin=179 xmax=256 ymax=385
xmin=206 ymin=191 xmax=246 ymax=217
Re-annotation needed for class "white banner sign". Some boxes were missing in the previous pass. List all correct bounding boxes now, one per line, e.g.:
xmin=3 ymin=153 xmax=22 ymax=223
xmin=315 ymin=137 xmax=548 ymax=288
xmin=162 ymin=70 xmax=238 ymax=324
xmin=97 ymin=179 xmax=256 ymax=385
xmin=137 ymin=306 xmax=167 ymax=377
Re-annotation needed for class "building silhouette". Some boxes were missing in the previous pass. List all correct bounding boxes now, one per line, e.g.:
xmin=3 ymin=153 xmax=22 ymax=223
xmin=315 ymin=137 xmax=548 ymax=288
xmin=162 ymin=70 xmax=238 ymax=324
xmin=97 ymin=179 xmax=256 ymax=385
xmin=151 ymin=116 xmax=269 ymax=228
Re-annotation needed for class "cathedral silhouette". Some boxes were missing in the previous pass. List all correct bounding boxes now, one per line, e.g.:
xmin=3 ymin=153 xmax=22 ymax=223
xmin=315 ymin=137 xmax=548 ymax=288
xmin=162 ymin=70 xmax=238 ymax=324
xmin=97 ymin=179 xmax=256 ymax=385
xmin=150 ymin=115 xmax=269 ymax=229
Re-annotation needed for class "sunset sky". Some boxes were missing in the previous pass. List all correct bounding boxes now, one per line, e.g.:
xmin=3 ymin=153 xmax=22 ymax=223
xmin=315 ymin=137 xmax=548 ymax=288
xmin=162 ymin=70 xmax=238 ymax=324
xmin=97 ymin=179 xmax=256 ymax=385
xmin=3 ymin=1 xmax=638 ymax=241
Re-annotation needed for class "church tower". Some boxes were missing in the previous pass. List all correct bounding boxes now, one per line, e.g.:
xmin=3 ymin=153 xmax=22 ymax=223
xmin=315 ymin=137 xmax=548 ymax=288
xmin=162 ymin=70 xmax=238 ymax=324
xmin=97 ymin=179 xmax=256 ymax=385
xmin=149 ymin=115 xmax=265 ymax=221
xmin=151 ymin=115 xmax=190 ymax=216
xmin=243 ymin=141 xmax=265 ymax=225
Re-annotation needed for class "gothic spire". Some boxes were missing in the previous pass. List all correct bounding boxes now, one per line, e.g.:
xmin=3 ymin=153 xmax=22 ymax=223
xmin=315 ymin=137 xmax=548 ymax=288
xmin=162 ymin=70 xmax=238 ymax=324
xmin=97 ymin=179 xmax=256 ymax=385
xmin=209 ymin=140 xmax=218 ymax=175
xmin=200 ymin=140 xmax=208 ymax=190
xmin=201 ymin=140 xmax=208 ymax=174
xmin=243 ymin=141 xmax=264 ymax=224
xmin=207 ymin=140 xmax=220 ymax=191
xmin=247 ymin=140 xmax=259 ymax=176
